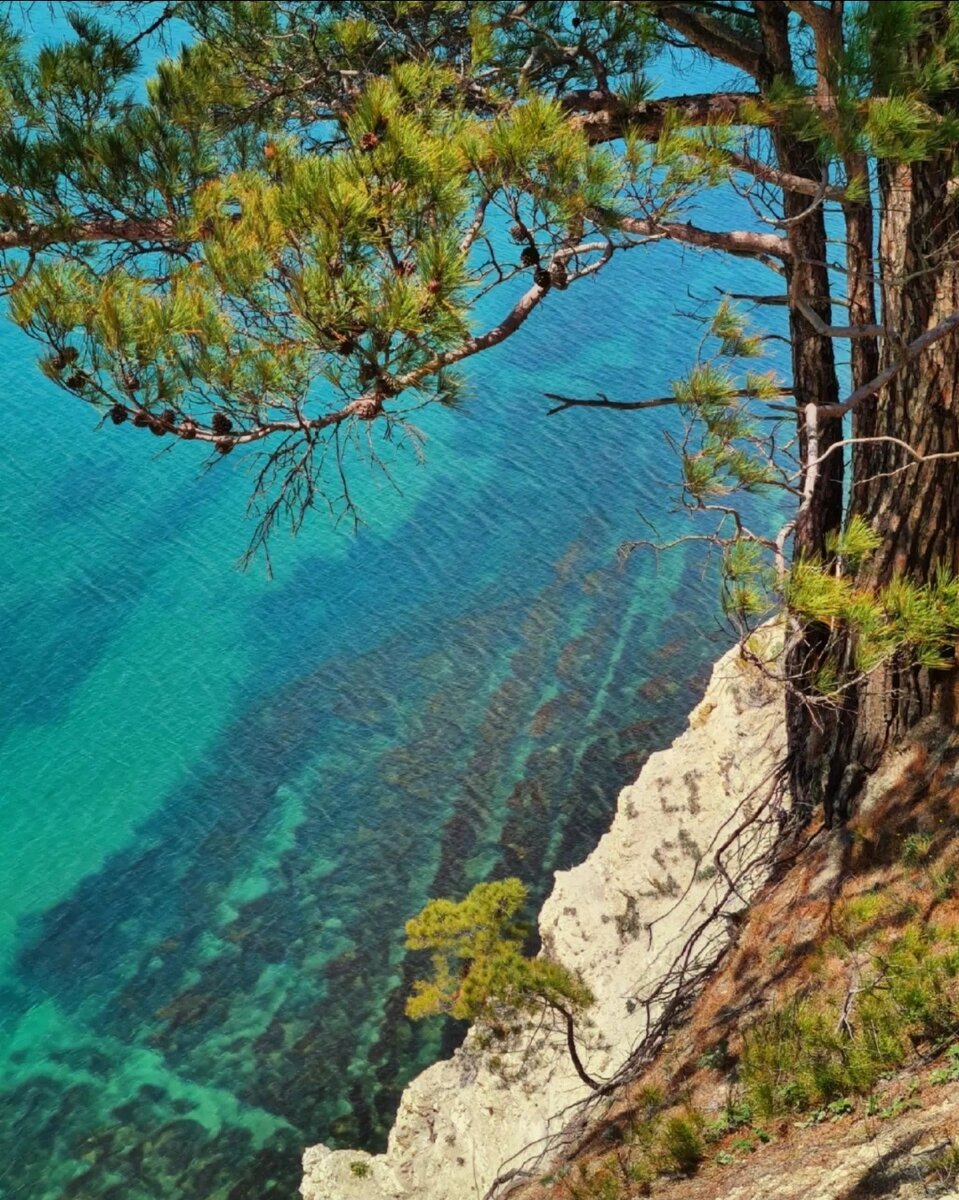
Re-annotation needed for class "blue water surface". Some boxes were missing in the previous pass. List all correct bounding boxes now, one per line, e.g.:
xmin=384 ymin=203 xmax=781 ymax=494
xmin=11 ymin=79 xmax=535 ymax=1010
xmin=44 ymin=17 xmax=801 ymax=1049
xmin=0 ymin=12 xmax=787 ymax=1199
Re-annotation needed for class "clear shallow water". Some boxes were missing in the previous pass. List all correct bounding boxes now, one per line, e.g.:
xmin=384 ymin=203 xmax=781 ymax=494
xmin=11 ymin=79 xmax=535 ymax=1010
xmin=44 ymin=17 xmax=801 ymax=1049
xmin=0 ymin=17 xmax=785 ymax=1199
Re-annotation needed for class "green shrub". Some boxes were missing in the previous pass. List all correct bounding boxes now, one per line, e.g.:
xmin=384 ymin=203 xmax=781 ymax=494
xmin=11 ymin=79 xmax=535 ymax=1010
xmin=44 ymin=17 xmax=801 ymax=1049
xmin=659 ymin=1114 xmax=704 ymax=1174
xmin=901 ymin=833 xmax=934 ymax=865
xmin=740 ymin=923 xmax=959 ymax=1119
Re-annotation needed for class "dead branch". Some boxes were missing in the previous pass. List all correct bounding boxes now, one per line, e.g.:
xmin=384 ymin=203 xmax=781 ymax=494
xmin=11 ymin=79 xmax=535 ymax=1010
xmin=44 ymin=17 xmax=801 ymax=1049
xmin=544 ymin=385 xmax=793 ymax=417
xmin=794 ymin=294 xmax=886 ymax=339
xmin=818 ymin=309 xmax=959 ymax=417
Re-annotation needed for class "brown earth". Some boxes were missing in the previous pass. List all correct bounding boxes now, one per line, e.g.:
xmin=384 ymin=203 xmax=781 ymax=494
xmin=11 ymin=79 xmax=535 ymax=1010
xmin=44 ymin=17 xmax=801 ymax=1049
xmin=510 ymin=713 xmax=959 ymax=1200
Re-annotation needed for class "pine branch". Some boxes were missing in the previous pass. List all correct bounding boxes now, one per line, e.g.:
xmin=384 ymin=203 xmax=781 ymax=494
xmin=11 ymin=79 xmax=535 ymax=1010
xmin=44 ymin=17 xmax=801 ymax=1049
xmin=819 ymin=309 xmax=959 ymax=417
xmin=724 ymin=150 xmax=848 ymax=201
xmin=803 ymin=434 xmax=959 ymax=480
xmin=567 ymin=90 xmax=762 ymax=144
xmin=794 ymin=295 xmax=885 ymax=339
xmin=649 ymin=3 xmax=767 ymax=79
xmin=399 ymin=279 xmax=548 ymax=386
xmin=0 ymin=215 xmax=180 ymax=251
xmin=617 ymin=215 xmax=790 ymax=262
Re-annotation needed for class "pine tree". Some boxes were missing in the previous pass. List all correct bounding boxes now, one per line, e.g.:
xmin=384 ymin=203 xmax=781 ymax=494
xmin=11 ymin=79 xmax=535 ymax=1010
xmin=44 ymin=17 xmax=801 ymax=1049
xmin=4 ymin=2 xmax=959 ymax=821
xmin=405 ymin=879 xmax=599 ymax=1089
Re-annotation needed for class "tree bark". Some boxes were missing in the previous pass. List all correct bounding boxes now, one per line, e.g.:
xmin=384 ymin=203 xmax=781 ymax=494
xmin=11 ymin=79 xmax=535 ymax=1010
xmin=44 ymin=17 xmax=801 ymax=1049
xmin=815 ymin=151 xmax=959 ymax=822
xmin=751 ymin=1 xmax=849 ymax=818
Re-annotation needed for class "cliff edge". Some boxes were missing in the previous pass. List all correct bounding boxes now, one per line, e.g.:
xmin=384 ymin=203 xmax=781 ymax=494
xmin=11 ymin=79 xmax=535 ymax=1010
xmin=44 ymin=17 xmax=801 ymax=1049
xmin=301 ymin=635 xmax=786 ymax=1200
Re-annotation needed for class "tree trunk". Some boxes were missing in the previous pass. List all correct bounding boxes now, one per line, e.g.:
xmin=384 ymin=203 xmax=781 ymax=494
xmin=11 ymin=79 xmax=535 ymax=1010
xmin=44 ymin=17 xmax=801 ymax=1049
xmin=753 ymin=1 xmax=848 ymax=818
xmin=795 ymin=150 xmax=959 ymax=823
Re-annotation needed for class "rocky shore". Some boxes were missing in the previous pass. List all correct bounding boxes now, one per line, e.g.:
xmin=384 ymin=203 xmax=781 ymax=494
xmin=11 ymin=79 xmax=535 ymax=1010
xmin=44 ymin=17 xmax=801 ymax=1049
xmin=301 ymin=636 xmax=786 ymax=1200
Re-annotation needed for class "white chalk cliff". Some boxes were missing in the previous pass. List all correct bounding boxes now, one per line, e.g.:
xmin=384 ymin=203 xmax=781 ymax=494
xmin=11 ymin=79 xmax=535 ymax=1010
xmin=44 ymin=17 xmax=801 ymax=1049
xmin=301 ymin=636 xmax=786 ymax=1200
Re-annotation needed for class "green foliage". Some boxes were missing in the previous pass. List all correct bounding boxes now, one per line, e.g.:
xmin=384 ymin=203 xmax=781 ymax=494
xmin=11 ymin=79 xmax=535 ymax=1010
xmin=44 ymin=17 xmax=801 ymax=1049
xmin=901 ymin=832 xmax=934 ymax=865
xmin=929 ymin=1042 xmax=959 ymax=1084
xmin=672 ymin=304 xmax=782 ymax=517
xmin=722 ymin=539 xmax=775 ymax=622
xmin=695 ymin=1038 xmax=731 ymax=1073
xmin=658 ymin=1114 xmax=704 ymax=1174
xmin=703 ymin=1097 xmax=751 ymax=1139
xmin=740 ymin=922 xmax=959 ymax=1120
xmin=825 ymin=516 xmax=883 ymax=571
xmin=404 ymin=879 xmax=593 ymax=1024
xmin=832 ymin=891 xmax=887 ymax=946
xmin=928 ymin=1140 xmax=959 ymax=1185
xmin=784 ymin=527 xmax=959 ymax=686
xmin=1 ymin=0 xmax=958 ymax=570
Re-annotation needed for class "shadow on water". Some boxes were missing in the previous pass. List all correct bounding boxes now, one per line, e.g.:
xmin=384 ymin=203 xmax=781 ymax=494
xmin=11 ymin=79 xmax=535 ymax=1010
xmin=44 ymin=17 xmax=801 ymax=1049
xmin=0 ymin=519 xmax=726 ymax=1199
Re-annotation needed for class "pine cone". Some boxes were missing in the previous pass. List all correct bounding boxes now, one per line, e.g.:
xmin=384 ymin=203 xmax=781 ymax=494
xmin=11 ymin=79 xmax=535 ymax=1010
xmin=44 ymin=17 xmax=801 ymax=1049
xmin=509 ymin=223 xmax=528 ymax=244
xmin=179 ymin=418 xmax=197 ymax=440
xmin=132 ymin=410 xmax=151 ymax=428
xmin=335 ymin=337 xmax=356 ymax=357
xmin=426 ymin=279 xmax=443 ymax=294
xmin=359 ymin=131 xmax=380 ymax=152
xmin=520 ymin=246 xmax=540 ymax=268
xmin=549 ymin=261 xmax=569 ymax=290
xmin=148 ymin=418 xmax=167 ymax=436
xmin=52 ymin=346 xmax=79 ymax=372
xmin=161 ymin=408 xmax=177 ymax=429
xmin=215 ymin=438 xmax=234 ymax=455
xmin=327 ymin=256 xmax=345 ymax=279
xmin=378 ymin=374 xmax=401 ymax=397
xmin=211 ymin=411 xmax=233 ymax=435
xmin=65 ymin=372 xmax=86 ymax=391
xmin=533 ymin=267 xmax=552 ymax=291
xmin=395 ymin=259 xmax=417 ymax=277
xmin=109 ymin=404 xmax=128 ymax=426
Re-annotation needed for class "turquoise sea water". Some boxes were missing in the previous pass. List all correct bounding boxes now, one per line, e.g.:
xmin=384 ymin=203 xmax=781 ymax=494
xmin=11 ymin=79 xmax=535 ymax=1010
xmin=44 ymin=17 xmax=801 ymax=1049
xmin=0 ymin=16 xmax=785 ymax=1199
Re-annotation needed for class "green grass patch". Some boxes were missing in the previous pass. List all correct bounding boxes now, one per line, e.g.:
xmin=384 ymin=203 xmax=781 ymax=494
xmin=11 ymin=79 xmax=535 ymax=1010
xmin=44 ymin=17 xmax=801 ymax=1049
xmin=740 ymin=922 xmax=959 ymax=1119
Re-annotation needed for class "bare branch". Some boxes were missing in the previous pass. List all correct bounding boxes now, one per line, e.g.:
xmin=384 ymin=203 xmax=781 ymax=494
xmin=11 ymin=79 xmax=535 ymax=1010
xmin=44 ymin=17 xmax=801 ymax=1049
xmin=795 ymin=402 xmax=820 ymax=543
xmin=794 ymin=294 xmax=885 ymax=339
xmin=819 ymin=309 xmax=959 ymax=417
xmin=649 ymin=3 xmax=766 ymax=78
xmin=399 ymin=280 xmax=548 ymax=386
xmin=459 ymin=194 xmax=491 ymax=254
xmin=0 ymin=215 xmax=179 ymax=251
xmin=567 ymin=90 xmax=762 ymax=145
xmin=804 ymin=434 xmax=959 ymax=480
xmin=544 ymin=386 xmax=793 ymax=417
xmin=617 ymin=215 xmax=790 ymax=262
xmin=724 ymin=149 xmax=847 ymax=201
xmin=716 ymin=287 xmax=789 ymax=306
xmin=765 ymin=167 xmax=831 ymax=228
xmin=785 ymin=1 xmax=834 ymax=32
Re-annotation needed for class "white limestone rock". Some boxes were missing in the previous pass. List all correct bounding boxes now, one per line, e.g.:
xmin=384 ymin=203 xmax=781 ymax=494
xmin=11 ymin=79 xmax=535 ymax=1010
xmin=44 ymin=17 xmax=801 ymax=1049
xmin=301 ymin=635 xmax=786 ymax=1200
